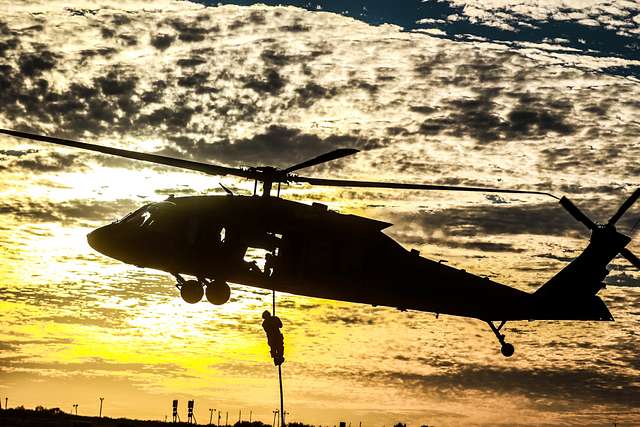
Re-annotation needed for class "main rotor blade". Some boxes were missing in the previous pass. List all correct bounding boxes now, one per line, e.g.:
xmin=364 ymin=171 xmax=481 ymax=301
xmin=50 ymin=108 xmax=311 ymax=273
xmin=291 ymin=175 xmax=558 ymax=198
xmin=0 ymin=128 xmax=256 ymax=179
xmin=620 ymin=248 xmax=640 ymax=271
xmin=282 ymin=148 xmax=359 ymax=174
xmin=559 ymin=196 xmax=596 ymax=230
xmin=608 ymin=188 xmax=640 ymax=226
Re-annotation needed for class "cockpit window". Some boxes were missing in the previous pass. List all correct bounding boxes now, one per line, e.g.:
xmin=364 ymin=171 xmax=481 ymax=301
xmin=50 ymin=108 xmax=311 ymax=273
xmin=117 ymin=202 xmax=176 ymax=227
xmin=113 ymin=205 xmax=147 ymax=224
xmin=138 ymin=201 xmax=176 ymax=228
xmin=140 ymin=211 xmax=152 ymax=226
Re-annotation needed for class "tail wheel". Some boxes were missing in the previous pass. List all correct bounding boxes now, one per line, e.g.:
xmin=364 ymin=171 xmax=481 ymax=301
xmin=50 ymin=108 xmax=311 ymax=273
xmin=180 ymin=280 xmax=203 ymax=304
xmin=206 ymin=280 xmax=231 ymax=305
xmin=501 ymin=343 xmax=515 ymax=357
xmin=487 ymin=320 xmax=515 ymax=358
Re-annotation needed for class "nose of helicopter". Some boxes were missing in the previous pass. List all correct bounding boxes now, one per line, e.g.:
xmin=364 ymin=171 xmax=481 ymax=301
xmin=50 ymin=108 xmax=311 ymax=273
xmin=87 ymin=225 xmax=114 ymax=256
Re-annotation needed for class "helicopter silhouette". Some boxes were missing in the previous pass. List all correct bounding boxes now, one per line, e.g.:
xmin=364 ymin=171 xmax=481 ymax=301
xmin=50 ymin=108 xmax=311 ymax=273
xmin=2 ymin=128 xmax=639 ymax=357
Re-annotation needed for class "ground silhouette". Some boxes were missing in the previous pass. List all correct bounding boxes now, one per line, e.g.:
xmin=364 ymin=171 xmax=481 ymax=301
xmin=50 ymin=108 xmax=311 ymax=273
xmin=0 ymin=407 xmax=317 ymax=427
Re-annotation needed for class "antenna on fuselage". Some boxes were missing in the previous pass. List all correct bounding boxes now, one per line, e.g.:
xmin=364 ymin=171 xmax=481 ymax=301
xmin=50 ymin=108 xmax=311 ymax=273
xmin=219 ymin=183 xmax=233 ymax=196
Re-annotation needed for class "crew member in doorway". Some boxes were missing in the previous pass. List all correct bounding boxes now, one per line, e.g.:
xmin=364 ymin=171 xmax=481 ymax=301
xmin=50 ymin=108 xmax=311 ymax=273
xmin=262 ymin=310 xmax=285 ymax=366
xmin=264 ymin=252 xmax=276 ymax=278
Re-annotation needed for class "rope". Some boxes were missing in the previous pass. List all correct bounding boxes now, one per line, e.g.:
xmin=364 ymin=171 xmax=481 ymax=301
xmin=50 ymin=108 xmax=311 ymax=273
xmin=272 ymin=289 xmax=285 ymax=427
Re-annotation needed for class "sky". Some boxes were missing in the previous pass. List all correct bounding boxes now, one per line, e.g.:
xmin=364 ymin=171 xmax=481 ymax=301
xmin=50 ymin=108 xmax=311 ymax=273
xmin=0 ymin=1 xmax=639 ymax=426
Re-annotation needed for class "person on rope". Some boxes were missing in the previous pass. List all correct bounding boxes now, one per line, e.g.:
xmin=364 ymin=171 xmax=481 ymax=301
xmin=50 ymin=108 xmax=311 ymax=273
xmin=262 ymin=310 xmax=285 ymax=366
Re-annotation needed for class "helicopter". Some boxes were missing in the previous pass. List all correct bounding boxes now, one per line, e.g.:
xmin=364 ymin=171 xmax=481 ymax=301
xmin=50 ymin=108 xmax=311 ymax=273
xmin=1 ymin=128 xmax=639 ymax=357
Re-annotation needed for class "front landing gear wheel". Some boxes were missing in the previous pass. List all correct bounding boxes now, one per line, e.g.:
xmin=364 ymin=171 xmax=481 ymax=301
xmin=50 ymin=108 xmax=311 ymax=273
xmin=180 ymin=280 xmax=204 ymax=304
xmin=206 ymin=280 xmax=231 ymax=305
xmin=501 ymin=342 xmax=515 ymax=357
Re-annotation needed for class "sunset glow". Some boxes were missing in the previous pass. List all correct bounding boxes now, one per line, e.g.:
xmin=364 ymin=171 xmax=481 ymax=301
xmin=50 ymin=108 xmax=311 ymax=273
xmin=1 ymin=1 xmax=639 ymax=426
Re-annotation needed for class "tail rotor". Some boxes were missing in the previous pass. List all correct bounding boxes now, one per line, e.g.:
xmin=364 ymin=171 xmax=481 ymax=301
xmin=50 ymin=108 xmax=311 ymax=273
xmin=607 ymin=188 xmax=640 ymax=227
xmin=559 ymin=196 xmax=596 ymax=230
xmin=559 ymin=188 xmax=640 ymax=272
xmin=620 ymin=247 xmax=640 ymax=270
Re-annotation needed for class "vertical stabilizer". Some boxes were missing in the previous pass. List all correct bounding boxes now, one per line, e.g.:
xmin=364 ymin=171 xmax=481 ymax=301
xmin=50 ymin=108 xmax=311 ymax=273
xmin=532 ymin=190 xmax=640 ymax=320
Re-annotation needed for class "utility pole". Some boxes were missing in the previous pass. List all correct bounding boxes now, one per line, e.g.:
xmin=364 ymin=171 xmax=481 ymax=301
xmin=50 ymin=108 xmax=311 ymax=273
xmin=217 ymin=410 xmax=221 ymax=427
xmin=187 ymin=400 xmax=195 ymax=424
xmin=4 ymin=398 xmax=7 ymax=409
xmin=272 ymin=409 xmax=279 ymax=427
xmin=239 ymin=409 xmax=241 ymax=423
xmin=172 ymin=400 xmax=179 ymax=423
xmin=99 ymin=397 xmax=104 ymax=418
xmin=225 ymin=411 xmax=228 ymax=426
xmin=209 ymin=408 xmax=214 ymax=425
xmin=249 ymin=410 xmax=252 ymax=422
xmin=73 ymin=404 xmax=78 ymax=415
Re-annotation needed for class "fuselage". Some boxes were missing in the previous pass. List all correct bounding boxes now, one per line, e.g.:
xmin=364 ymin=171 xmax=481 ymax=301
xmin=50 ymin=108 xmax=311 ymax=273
xmin=88 ymin=195 xmax=535 ymax=320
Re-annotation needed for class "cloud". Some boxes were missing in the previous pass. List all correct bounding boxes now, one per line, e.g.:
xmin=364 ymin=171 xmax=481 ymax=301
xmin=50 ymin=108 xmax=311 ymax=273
xmin=110 ymin=13 xmax=132 ymax=26
xmin=150 ymin=33 xmax=175 ymax=50
xmin=101 ymin=27 xmax=116 ymax=38
xmin=165 ymin=17 xmax=214 ymax=42
xmin=2 ymin=355 xmax=188 ymax=376
xmin=280 ymin=19 xmax=310 ymax=33
xmin=207 ymin=0 xmax=640 ymax=76
xmin=417 ymin=77 xmax=575 ymax=144
xmin=392 ymin=201 xmax=586 ymax=239
xmin=320 ymin=307 xmax=379 ymax=325
xmin=0 ymin=63 xmax=141 ymax=136
xmin=426 ymin=237 xmax=525 ymax=253
xmin=175 ymin=125 xmax=385 ymax=167
xmin=605 ymin=272 xmax=640 ymax=288
xmin=79 ymin=47 xmax=118 ymax=62
xmin=0 ymin=36 xmax=18 ymax=57
xmin=36 ymin=313 xmax=124 ymax=329
xmin=377 ymin=364 xmax=640 ymax=407
xmin=176 ymin=56 xmax=208 ymax=67
xmin=18 ymin=49 xmax=57 ymax=77
xmin=138 ymin=105 xmax=195 ymax=130
xmin=118 ymin=33 xmax=138 ymax=46
xmin=292 ymin=81 xmax=338 ymax=108
xmin=0 ymin=198 xmax=138 ymax=223
xmin=5 ymin=151 xmax=81 ymax=173
xmin=242 ymin=68 xmax=287 ymax=95
xmin=0 ymin=148 xmax=37 ymax=157
xmin=96 ymin=69 xmax=138 ymax=96
xmin=64 ymin=7 xmax=98 ymax=18
xmin=177 ymin=71 xmax=210 ymax=88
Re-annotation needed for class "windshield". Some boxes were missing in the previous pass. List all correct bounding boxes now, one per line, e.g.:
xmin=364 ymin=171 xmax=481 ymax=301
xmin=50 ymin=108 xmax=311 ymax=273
xmin=114 ymin=205 xmax=148 ymax=224
xmin=140 ymin=201 xmax=176 ymax=227
xmin=116 ymin=202 xmax=176 ymax=227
